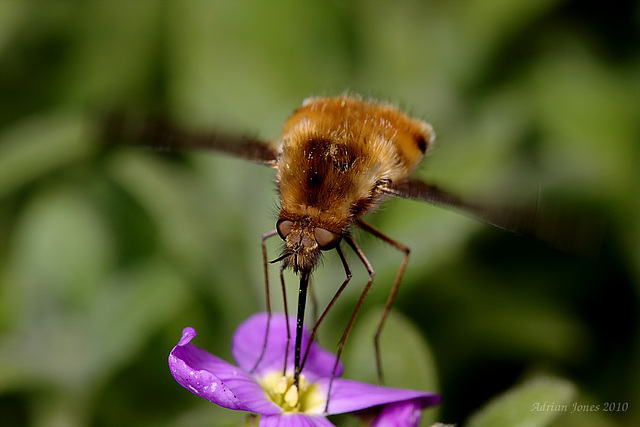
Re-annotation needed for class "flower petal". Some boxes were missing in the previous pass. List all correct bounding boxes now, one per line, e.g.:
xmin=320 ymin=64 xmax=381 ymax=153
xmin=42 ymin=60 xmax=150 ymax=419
xmin=232 ymin=313 xmax=343 ymax=380
xmin=260 ymin=413 xmax=336 ymax=427
xmin=321 ymin=378 xmax=440 ymax=415
xmin=372 ymin=400 xmax=424 ymax=427
xmin=169 ymin=327 xmax=281 ymax=415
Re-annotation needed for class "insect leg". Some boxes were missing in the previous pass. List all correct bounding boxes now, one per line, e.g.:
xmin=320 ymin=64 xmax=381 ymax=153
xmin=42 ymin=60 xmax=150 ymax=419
xmin=324 ymin=236 xmax=375 ymax=412
xmin=278 ymin=263 xmax=290 ymax=375
xmin=308 ymin=276 xmax=320 ymax=340
xmin=300 ymin=245 xmax=352 ymax=372
xmin=251 ymin=229 xmax=278 ymax=373
xmin=355 ymin=218 xmax=410 ymax=384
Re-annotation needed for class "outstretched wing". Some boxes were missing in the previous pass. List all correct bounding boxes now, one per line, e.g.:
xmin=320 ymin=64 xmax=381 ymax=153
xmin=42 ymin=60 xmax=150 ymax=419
xmin=381 ymin=177 xmax=603 ymax=255
xmin=102 ymin=112 xmax=279 ymax=167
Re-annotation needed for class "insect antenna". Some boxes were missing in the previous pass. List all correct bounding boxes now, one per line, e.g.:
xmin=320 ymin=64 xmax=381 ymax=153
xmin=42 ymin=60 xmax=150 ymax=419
xmin=269 ymin=252 xmax=291 ymax=264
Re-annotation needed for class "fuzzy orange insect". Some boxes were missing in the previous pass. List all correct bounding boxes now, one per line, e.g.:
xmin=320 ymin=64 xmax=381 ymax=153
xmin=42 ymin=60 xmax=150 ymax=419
xmin=105 ymin=95 xmax=586 ymax=408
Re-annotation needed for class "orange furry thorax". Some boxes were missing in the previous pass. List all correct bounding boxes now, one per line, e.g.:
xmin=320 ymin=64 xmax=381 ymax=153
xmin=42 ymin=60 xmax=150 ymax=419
xmin=276 ymin=96 xmax=434 ymax=233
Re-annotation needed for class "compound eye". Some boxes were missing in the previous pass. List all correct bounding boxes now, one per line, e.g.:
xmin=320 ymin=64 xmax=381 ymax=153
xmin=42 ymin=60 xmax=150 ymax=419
xmin=276 ymin=219 xmax=293 ymax=240
xmin=314 ymin=227 xmax=342 ymax=251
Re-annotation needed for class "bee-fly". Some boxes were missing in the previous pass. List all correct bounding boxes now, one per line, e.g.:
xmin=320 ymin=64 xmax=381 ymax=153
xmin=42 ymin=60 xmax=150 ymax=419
xmin=104 ymin=95 xmax=598 ymax=410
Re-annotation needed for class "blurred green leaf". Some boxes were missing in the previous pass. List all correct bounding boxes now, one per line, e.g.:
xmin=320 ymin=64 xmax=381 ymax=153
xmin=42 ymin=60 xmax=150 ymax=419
xmin=1 ymin=185 xmax=113 ymax=327
xmin=0 ymin=1 xmax=637 ymax=426
xmin=467 ymin=376 xmax=576 ymax=427
xmin=0 ymin=256 xmax=188 ymax=392
xmin=62 ymin=0 xmax=161 ymax=106
xmin=344 ymin=308 xmax=440 ymax=426
xmin=106 ymin=151 xmax=211 ymax=275
xmin=453 ymin=299 xmax=591 ymax=363
xmin=0 ymin=113 xmax=93 ymax=198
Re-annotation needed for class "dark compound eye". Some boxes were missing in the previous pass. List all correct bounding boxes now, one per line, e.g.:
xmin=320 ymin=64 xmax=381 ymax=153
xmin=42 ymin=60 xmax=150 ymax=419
xmin=276 ymin=219 xmax=293 ymax=240
xmin=314 ymin=227 xmax=342 ymax=251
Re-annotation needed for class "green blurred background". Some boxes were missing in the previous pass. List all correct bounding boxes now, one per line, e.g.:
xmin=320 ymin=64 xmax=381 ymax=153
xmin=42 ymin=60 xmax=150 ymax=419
xmin=1 ymin=1 xmax=638 ymax=426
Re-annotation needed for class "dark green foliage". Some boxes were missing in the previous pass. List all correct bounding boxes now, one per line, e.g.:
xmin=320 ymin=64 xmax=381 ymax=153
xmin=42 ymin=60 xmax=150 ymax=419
xmin=1 ymin=1 xmax=638 ymax=426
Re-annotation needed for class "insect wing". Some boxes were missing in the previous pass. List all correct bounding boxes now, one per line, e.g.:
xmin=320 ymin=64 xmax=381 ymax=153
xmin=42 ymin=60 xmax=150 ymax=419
xmin=381 ymin=178 xmax=602 ymax=255
xmin=102 ymin=112 xmax=279 ymax=167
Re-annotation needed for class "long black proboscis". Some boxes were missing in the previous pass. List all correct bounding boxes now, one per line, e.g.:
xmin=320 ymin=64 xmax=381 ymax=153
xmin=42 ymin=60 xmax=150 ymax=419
xmin=293 ymin=271 xmax=310 ymax=388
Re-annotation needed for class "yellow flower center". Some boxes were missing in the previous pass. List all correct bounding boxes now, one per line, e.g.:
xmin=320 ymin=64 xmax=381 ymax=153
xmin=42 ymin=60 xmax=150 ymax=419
xmin=260 ymin=372 xmax=325 ymax=414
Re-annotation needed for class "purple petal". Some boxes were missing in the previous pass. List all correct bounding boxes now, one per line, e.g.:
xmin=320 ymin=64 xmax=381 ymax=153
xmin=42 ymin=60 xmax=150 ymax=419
xmin=232 ymin=313 xmax=343 ymax=380
xmin=169 ymin=327 xmax=281 ymax=415
xmin=372 ymin=400 xmax=424 ymax=427
xmin=260 ymin=413 xmax=336 ymax=427
xmin=321 ymin=378 xmax=440 ymax=415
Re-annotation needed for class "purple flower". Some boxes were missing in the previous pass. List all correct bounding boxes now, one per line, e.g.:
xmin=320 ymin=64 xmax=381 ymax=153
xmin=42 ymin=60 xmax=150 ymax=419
xmin=169 ymin=312 xmax=440 ymax=426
